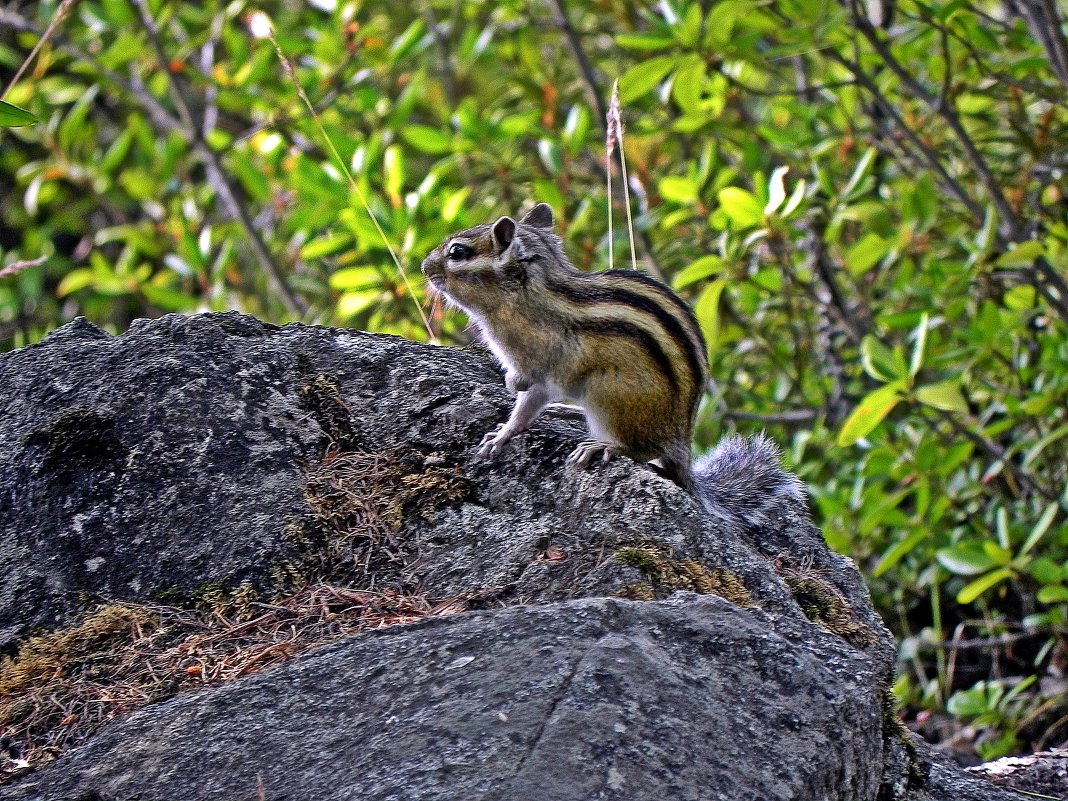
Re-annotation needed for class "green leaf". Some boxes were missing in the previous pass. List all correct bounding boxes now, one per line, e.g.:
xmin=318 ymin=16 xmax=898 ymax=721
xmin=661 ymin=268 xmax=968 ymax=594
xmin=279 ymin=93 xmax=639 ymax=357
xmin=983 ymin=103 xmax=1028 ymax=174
xmin=842 ymin=147 xmax=877 ymax=198
xmin=996 ymin=507 xmax=1011 ymax=550
xmin=1003 ymin=285 xmax=1037 ymax=310
xmin=915 ymin=380 xmax=968 ymax=413
xmin=0 ymin=99 xmax=36 ymax=127
xmin=996 ymin=240 xmax=1044 ymax=267
xmin=1037 ymin=585 xmax=1068 ymax=604
xmin=401 ymin=125 xmax=452 ymax=155
xmin=1022 ymin=423 xmax=1068 ymax=468
xmin=694 ymin=277 xmax=727 ymax=358
xmin=615 ymin=33 xmax=676 ymax=52
xmin=845 ymin=232 xmax=891 ymax=276
xmin=1029 ymin=558 xmax=1064 ymax=585
xmin=837 ymin=381 xmax=905 ymax=446
xmin=673 ymin=255 xmax=724 ymax=290
xmin=671 ymin=56 xmax=706 ymax=111
xmin=537 ymin=139 xmax=563 ymax=176
xmin=947 ymin=685 xmax=994 ymax=718
xmin=936 ymin=542 xmax=998 ymax=576
xmin=981 ymin=541 xmax=1013 ymax=566
xmin=141 ymin=284 xmax=199 ymax=312
xmin=717 ymin=186 xmax=763 ymax=228
xmin=861 ymin=336 xmax=903 ymax=382
xmin=300 ymin=232 xmax=353 ymax=261
xmin=441 ymin=187 xmax=470 ymax=223
xmin=780 ymin=178 xmax=806 ymax=217
xmin=956 ymin=567 xmax=1014 ymax=604
xmin=676 ymin=3 xmax=703 ymax=47
xmin=56 ymin=268 xmax=95 ymax=296
xmin=1019 ymin=503 xmax=1059 ymax=557
xmin=389 ymin=18 xmax=427 ymax=63
xmin=383 ymin=145 xmax=405 ymax=202
xmin=874 ymin=529 xmax=928 ymax=577
xmin=619 ymin=56 xmax=678 ymax=103
xmin=337 ymin=291 xmax=379 ymax=318
xmin=329 ymin=266 xmax=384 ymax=292
xmin=660 ymin=176 xmax=700 ymax=204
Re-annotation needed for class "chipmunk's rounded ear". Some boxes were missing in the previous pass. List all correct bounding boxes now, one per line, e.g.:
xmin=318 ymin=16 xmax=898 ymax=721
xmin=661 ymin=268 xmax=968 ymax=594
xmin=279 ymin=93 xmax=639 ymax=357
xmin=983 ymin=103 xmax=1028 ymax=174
xmin=492 ymin=216 xmax=516 ymax=250
xmin=520 ymin=203 xmax=554 ymax=229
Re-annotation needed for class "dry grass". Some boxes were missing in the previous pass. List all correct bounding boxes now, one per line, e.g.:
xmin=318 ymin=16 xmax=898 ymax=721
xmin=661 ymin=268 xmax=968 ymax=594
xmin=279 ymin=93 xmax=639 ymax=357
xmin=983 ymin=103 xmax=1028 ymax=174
xmin=1 ymin=422 xmax=473 ymax=782
xmin=0 ymin=583 xmax=465 ymax=780
xmin=772 ymin=556 xmax=879 ymax=648
xmin=301 ymin=444 xmax=471 ymax=576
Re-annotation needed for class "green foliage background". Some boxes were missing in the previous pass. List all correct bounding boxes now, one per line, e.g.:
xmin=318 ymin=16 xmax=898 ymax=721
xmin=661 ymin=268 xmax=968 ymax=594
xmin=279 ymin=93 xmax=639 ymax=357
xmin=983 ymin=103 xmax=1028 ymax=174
xmin=2 ymin=0 xmax=1067 ymax=760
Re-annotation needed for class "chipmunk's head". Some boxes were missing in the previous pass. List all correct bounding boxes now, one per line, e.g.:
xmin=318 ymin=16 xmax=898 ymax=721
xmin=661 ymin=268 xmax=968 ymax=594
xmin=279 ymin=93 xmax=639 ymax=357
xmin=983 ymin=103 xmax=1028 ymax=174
xmin=421 ymin=202 xmax=562 ymax=318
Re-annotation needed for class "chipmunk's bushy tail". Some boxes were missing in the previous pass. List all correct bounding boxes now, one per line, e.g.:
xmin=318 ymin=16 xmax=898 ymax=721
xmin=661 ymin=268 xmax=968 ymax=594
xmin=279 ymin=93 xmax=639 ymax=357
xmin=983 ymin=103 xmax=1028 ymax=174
xmin=692 ymin=433 xmax=806 ymax=529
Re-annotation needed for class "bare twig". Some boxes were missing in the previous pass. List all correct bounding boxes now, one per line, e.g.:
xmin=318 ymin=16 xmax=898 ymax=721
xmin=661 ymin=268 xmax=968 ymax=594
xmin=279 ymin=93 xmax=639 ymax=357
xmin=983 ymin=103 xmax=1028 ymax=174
xmin=0 ymin=255 xmax=48 ymax=278
xmin=128 ymin=0 xmax=306 ymax=316
xmin=129 ymin=0 xmax=198 ymax=133
xmin=722 ymin=408 xmax=819 ymax=425
xmin=824 ymin=49 xmax=986 ymax=222
xmin=198 ymin=12 xmax=225 ymax=139
xmin=915 ymin=631 xmax=1043 ymax=650
xmin=846 ymin=0 xmax=1021 ymax=240
xmin=1004 ymin=0 xmax=1068 ymax=88
xmin=2 ymin=0 xmax=79 ymax=99
xmin=545 ymin=0 xmax=608 ymax=125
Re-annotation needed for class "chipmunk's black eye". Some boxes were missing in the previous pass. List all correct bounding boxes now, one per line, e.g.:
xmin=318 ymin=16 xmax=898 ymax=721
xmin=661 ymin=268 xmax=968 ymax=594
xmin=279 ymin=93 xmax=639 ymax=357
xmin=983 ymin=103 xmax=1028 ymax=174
xmin=447 ymin=242 xmax=474 ymax=261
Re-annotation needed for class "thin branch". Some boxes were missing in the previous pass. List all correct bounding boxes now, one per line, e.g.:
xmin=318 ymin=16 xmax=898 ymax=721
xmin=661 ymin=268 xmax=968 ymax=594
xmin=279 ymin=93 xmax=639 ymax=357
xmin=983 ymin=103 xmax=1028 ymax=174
xmin=721 ymin=71 xmax=855 ymax=98
xmin=545 ymin=0 xmax=608 ymax=126
xmin=825 ymin=49 xmax=986 ymax=222
xmin=129 ymin=0 xmax=198 ymax=133
xmin=198 ymin=11 xmax=225 ymax=139
xmin=1004 ymin=0 xmax=1068 ymax=88
xmin=128 ymin=0 xmax=306 ymax=316
xmin=846 ymin=0 xmax=1022 ymax=240
xmin=420 ymin=5 xmax=458 ymax=109
xmin=2 ymin=0 xmax=79 ymax=99
xmin=803 ymin=216 xmax=870 ymax=345
xmin=722 ymin=408 xmax=819 ymax=425
xmin=915 ymin=631 xmax=1044 ymax=651
xmin=0 ymin=255 xmax=48 ymax=278
xmin=934 ymin=410 xmax=1060 ymax=502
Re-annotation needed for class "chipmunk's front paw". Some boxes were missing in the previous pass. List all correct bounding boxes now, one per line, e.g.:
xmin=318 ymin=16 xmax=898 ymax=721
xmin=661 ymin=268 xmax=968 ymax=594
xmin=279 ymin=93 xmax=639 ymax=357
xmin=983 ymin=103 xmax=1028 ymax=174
xmin=478 ymin=425 xmax=514 ymax=459
xmin=567 ymin=440 xmax=617 ymax=470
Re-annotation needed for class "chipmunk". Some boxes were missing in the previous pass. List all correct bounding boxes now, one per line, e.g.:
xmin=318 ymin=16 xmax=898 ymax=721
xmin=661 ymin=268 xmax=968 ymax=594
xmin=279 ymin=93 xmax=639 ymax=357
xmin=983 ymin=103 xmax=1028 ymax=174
xmin=421 ymin=202 xmax=804 ymax=528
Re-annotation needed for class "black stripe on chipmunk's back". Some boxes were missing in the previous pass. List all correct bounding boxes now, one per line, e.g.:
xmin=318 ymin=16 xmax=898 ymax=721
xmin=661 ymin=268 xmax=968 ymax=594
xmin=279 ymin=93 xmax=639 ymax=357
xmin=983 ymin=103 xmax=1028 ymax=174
xmin=601 ymin=270 xmax=707 ymax=360
xmin=577 ymin=319 xmax=680 ymax=394
xmin=543 ymin=271 xmax=707 ymax=409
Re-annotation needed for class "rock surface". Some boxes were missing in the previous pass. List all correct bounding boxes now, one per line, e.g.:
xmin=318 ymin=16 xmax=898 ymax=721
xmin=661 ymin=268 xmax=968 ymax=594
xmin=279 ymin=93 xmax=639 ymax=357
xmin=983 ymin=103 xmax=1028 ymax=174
xmin=0 ymin=313 xmax=1025 ymax=801
xmin=969 ymin=748 xmax=1068 ymax=799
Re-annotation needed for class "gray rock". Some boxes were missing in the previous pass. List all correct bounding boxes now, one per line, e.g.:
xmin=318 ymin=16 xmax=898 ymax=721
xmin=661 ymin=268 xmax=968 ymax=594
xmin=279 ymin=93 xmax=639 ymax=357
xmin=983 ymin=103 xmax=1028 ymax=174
xmin=4 ymin=595 xmax=886 ymax=801
xmin=0 ymin=312 xmax=1023 ymax=801
xmin=967 ymin=748 xmax=1068 ymax=799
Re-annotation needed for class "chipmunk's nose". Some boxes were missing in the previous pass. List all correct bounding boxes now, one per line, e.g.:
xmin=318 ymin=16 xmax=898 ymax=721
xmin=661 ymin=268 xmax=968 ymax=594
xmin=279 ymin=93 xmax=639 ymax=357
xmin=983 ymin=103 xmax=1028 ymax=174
xmin=421 ymin=254 xmax=445 ymax=287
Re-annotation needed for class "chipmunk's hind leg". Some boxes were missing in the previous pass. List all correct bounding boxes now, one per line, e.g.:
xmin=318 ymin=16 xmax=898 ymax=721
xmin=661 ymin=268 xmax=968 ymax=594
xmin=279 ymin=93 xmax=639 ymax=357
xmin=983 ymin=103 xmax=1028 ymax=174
xmin=566 ymin=439 xmax=619 ymax=469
